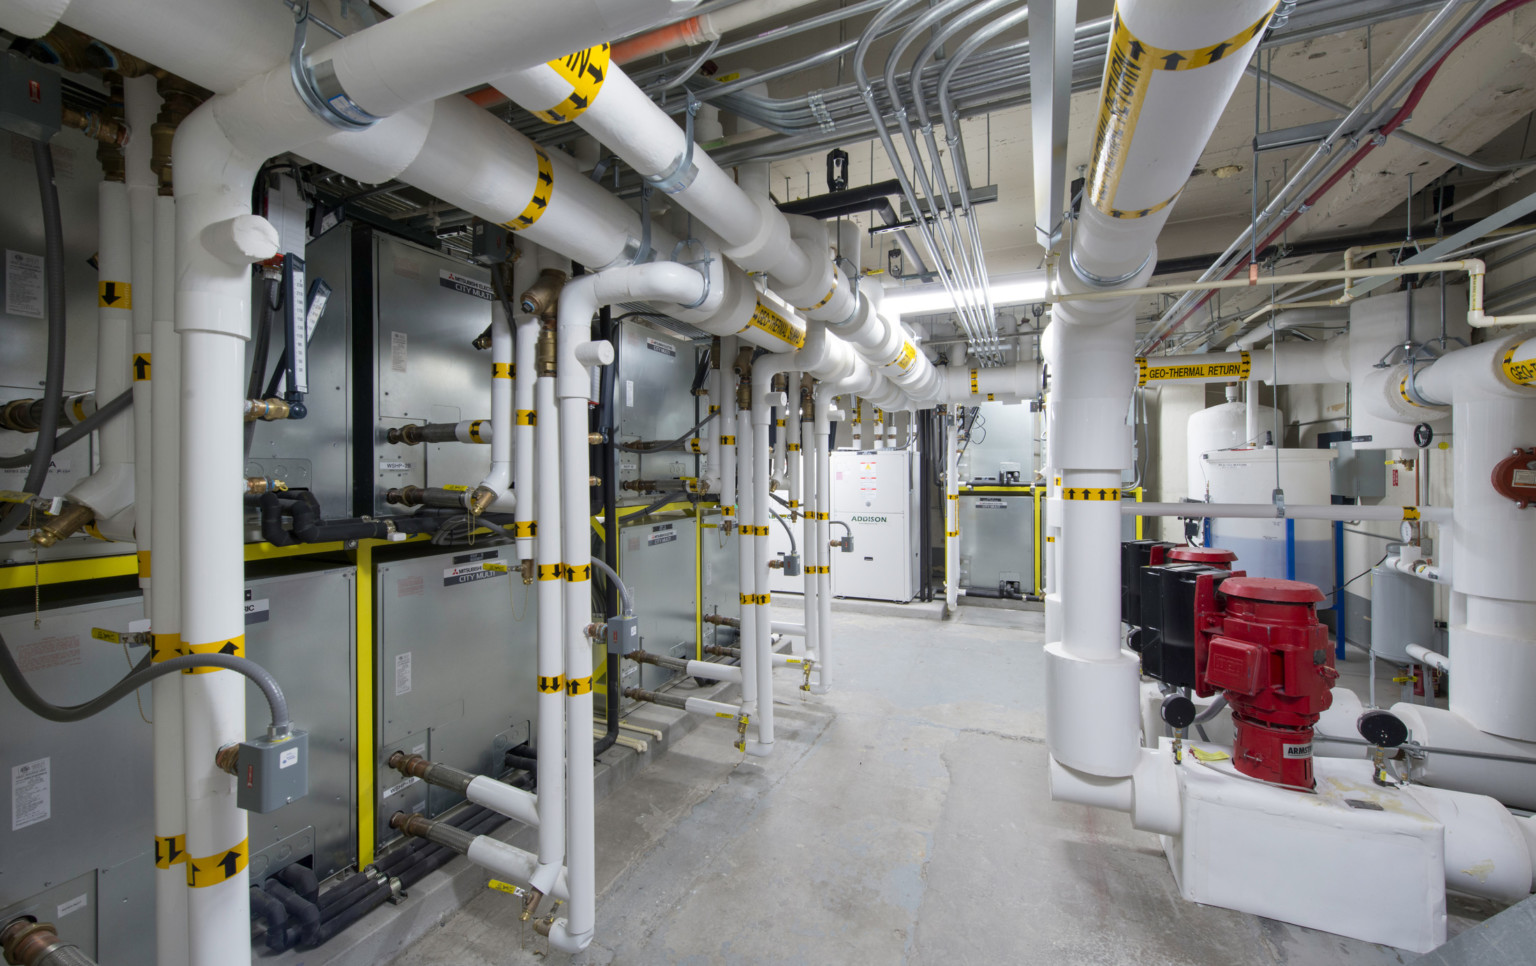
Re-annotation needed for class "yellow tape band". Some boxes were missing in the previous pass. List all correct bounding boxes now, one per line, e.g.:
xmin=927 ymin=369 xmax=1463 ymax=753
xmin=740 ymin=299 xmax=807 ymax=348
xmin=505 ymin=146 xmax=554 ymax=231
xmin=516 ymin=409 xmax=536 ymax=426
xmin=1090 ymin=6 xmax=1275 ymax=218
xmin=946 ymin=530 xmax=959 ymax=538
xmin=720 ymin=435 xmax=737 ymax=445
xmin=1501 ymin=346 xmax=1535 ymax=386
xmin=1403 ymin=507 xmax=1421 ymax=521
xmin=151 ymin=634 xmax=183 ymax=664
xmin=155 ymin=833 xmax=187 ymax=869
xmin=132 ymin=352 xmax=151 ymax=381
xmin=468 ymin=420 xmax=487 ymax=443
xmin=1061 ymin=487 xmax=1122 ymax=501
xmin=532 ymin=44 xmax=610 ymax=124
xmin=538 ymin=563 xmax=562 ymax=581
xmin=538 ymin=675 xmax=565 ymax=694
xmin=514 ymin=521 xmax=536 ymax=538
xmin=970 ymin=368 xmax=979 ymax=394
xmin=186 ymin=839 xmax=248 ymax=887
xmin=492 ymin=362 xmax=512 ymax=379
xmin=137 ymin=550 xmax=152 ymax=578
xmin=740 ymin=593 xmax=755 ymax=606
xmin=442 ymin=484 xmax=469 ymax=493
xmin=888 ymin=340 xmax=918 ymax=373
xmin=796 ymin=274 xmax=838 ymax=312
xmin=182 ymin=635 xmax=245 ymax=674
xmin=99 ymin=280 xmax=132 ymax=309
xmin=565 ymin=564 xmax=590 ymax=582
xmin=566 ymin=676 xmax=593 ymax=696
xmin=786 ymin=443 xmax=801 ymax=452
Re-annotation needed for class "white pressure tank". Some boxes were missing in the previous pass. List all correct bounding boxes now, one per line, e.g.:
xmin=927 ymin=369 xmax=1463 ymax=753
xmin=1203 ymin=448 xmax=1336 ymax=599
xmin=1186 ymin=394 xmax=1281 ymax=500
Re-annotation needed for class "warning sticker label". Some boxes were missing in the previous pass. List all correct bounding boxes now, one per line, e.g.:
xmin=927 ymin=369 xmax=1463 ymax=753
xmin=11 ymin=757 xmax=50 ymax=830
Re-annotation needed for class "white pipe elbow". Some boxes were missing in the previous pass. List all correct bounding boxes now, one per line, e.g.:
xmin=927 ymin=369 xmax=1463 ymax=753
xmin=0 ymin=0 xmax=69 ymax=37
xmin=1048 ymin=746 xmax=1182 ymax=836
xmin=1405 ymin=643 xmax=1451 ymax=672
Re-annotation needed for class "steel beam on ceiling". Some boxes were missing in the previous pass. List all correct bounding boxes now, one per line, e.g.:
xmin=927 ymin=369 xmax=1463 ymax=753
xmin=1028 ymin=0 xmax=1077 ymax=250
xmin=1345 ymin=188 xmax=1536 ymax=300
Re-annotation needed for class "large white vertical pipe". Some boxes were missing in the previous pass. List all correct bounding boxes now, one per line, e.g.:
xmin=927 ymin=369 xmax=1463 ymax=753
xmin=735 ymin=397 xmax=762 ymax=749
xmin=1045 ymin=0 xmax=1276 ymax=797
xmin=174 ymin=105 xmax=278 ymax=966
xmin=149 ymin=191 xmax=188 ymax=966
xmin=532 ymin=369 xmax=566 ymax=892
xmin=945 ymin=411 xmax=959 ymax=610
xmin=126 ymin=75 xmax=158 ymax=592
xmin=810 ymin=392 xmax=834 ymax=694
xmin=751 ymin=406 xmax=776 ymax=752
xmin=718 ymin=342 xmax=739 ymax=526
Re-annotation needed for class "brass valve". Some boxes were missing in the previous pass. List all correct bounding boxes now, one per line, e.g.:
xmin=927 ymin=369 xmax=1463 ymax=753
xmin=519 ymin=559 xmax=535 ymax=584
xmin=469 ymin=486 xmax=497 ymax=515
xmin=28 ymin=502 xmax=95 ymax=548
xmin=244 ymin=397 xmax=291 ymax=421
xmin=535 ymin=325 xmax=558 ymax=377
xmin=520 ymin=268 xmax=568 ymax=322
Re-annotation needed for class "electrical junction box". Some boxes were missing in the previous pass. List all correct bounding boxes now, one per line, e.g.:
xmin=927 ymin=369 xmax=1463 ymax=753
xmin=0 ymin=52 xmax=60 ymax=141
xmin=607 ymin=614 xmax=640 ymax=655
xmin=830 ymin=449 xmax=919 ymax=602
xmin=235 ymin=730 xmax=309 ymax=813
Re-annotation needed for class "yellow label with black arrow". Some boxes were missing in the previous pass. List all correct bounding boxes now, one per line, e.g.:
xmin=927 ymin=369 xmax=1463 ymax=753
xmin=533 ymin=44 xmax=610 ymax=124
xmin=1061 ymin=487 xmax=1122 ymax=501
xmin=186 ymin=839 xmax=247 ymax=888
xmin=99 ymin=280 xmax=132 ymax=309
xmin=505 ymin=147 xmax=555 ymax=232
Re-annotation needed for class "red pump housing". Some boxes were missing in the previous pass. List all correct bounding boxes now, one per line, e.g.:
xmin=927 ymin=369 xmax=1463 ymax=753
xmin=1193 ymin=576 xmax=1338 ymax=788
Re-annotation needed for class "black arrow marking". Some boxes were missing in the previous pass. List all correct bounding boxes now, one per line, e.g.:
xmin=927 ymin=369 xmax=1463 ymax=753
xmin=219 ymin=640 xmax=239 ymax=655
xmin=538 ymin=169 xmax=553 ymax=185
xmin=1205 ymin=42 xmax=1230 ymax=64
xmin=531 ymin=196 xmax=547 ymax=210
xmin=569 ymin=92 xmax=588 ymax=111
xmin=1097 ymin=489 xmax=1107 ymax=500
xmin=133 ymin=355 xmax=151 ymax=380
xmin=1161 ymin=52 xmax=1186 ymax=70
xmin=102 ymin=282 xmax=123 ymax=305
xmin=1127 ymin=40 xmax=1144 ymax=61
xmin=586 ymin=63 xmax=604 ymax=83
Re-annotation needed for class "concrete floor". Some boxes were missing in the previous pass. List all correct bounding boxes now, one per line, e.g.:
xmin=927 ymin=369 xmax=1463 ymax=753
xmin=387 ymin=604 xmax=1493 ymax=966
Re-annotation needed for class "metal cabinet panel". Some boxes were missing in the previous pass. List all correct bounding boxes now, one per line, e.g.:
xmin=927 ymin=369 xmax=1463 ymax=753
xmin=830 ymin=450 xmax=919 ymax=602
xmin=958 ymin=492 xmax=1035 ymax=594
xmin=618 ymin=516 xmax=697 ymax=689
xmin=374 ymin=548 xmax=536 ymax=845
xmin=615 ymin=324 xmax=699 ymax=497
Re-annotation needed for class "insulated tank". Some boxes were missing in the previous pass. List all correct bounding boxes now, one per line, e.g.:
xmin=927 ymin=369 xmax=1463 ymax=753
xmin=1186 ymin=399 xmax=1280 ymax=500
xmin=1203 ymin=448 xmax=1335 ymax=600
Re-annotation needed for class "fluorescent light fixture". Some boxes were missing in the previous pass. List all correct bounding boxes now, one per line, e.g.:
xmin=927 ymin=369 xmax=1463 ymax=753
xmin=881 ymin=271 xmax=1049 ymax=317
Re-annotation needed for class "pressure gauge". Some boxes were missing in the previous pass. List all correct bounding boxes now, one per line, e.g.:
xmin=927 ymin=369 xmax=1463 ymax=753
xmin=1400 ymin=519 xmax=1420 ymax=544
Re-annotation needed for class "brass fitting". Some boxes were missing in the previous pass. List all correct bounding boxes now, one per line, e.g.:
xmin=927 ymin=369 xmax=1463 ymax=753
xmin=519 ymin=559 xmax=535 ymax=584
xmin=213 ymin=743 xmax=240 ymax=776
xmin=244 ymin=397 xmax=291 ymax=422
xmin=520 ymin=887 xmax=545 ymax=922
xmin=520 ymin=268 xmax=568 ymax=322
xmin=771 ymin=373 xmax=788 ymax=393
xmin=153 ymin=74 xmax=207 ymax=194
xmin=588 ymin=475 xmax=601 ymax=488
xmin=29 ymin=502 xmax=95 ymax=548
xmin=472 ymin=324 xmax=494 ymax=351
xmin=61 ymin=106 xmax=130 ymax=147
xmin=768 ymin=559 xmax=783 ymax=570
xmin=587 ymin=432 xmax=603 ymax=445
xmin=387 ymin=424 xmax=423 ymax=446
xmin=0 ymin=399 xmax=41 ymax=433
xmin=389 ymin=811 xmax=434 ymax=838
xmin=245 ymin=477 xmax=287 ymax=495
xmin=710 ymin=337 xmax=722 ymax=369
xmin=2 ymin=917 xmax=84 ymax=966
xmin=702 ymin=615 xmax=739 ymax=628
xmin=621 ymin=480 xmax=657 ymax=493
xmin=95 ymin=78 xmax=126 ymax=183
xmin=535 ymin=325 xmax=558 ymax=377
xmin=733 ymin=347 xmax=755 ymax=409
xmin=387 ymin=751 xmax=430 ymax=778
xmin=468 ymin=485 xmax=497 ymax=515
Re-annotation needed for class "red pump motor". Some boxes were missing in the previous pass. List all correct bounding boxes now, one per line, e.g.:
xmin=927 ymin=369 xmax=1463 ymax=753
xmin=1194 ymin=577 xmax=1339 ymax=789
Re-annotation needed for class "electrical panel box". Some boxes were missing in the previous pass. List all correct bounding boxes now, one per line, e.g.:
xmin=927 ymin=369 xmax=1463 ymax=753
xmin=0 ymin=52 xmax=61 ymax=141
xmin=958 ymin=489 xmax=1035 ymax=597
xmin=1329 ymin=439 xmax=1387 ymax=500
xmin=956 ymin=401 xmax=1039 ymax=484
xmin=374 ymin=547 xmax=536 ymax=846
xmin=614 ymin=322 xmax=700 ymax=498
xmin=246 ymin=224 xmax=496 ymax=519
xmin=0 ymin=564 xmax=356 ymax=966
xmin=830 ymin=449 xmax=920 ymax=602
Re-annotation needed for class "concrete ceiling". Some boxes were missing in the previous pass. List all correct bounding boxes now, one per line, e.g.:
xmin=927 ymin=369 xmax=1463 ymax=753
xmin=686 ymin=2 xmax=1536 ymax=351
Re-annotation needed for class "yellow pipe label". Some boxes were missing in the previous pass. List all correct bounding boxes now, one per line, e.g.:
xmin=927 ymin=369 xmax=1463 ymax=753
xmin=516 ymin=409 xmax=536 ymax=426
xmin=969 ymin=368 xmax=979 ymax=394
xmin=538 ymin=563 xmax=561 ymax=581
xmin=515 ymin=521 xmax=536 ymax=538
xmin=1503 ymin=345 xmax=1536 ymax=385
xmin=98 ymin=280 xmax=131 ymax=308
xmin=133 ymin=352 xmax=151 ymax=381
xmin=492 ymin=363 xmax=512 ymax=379
xmin=137 ymin=550 xmax=151 ymax=577
xmin=740 ymin=300 xmax=807 ymax=348
xmin=182 ymin=635 xmax=245 ymax=673
xmin=1403 ymin=507 xmax=1421 ymax=521
xmin=1136 ymin=352 xmax=1250 ymax=385
xmin=533 ymin=44 xmax=610 ymax=124
xmin=796 ymin=274 xmax=838 ymax=312
xmin=786 ymin=443 xmax=801 ymax=452
xmin=1061 ymin=487 xmax=1122 ymax=501
xmin=505 ymin=146 xmax=555 ymax=232
xmin=888 ymin=340 xmax=918 ymax=373
xmin=442 ymin=484 xmax=469 ymax=492
xmin=565 ymin=563 xmax=590 ymax=582
xmin=720 ymin=435 xmax=737 ymax=445
xmin=154 ymin=833 xmax=187 ymax=869
xmin=186 ymin=839 xmax=247 ymax=887
xmin=1090 ymin=6 xmax=1275 ymax=218
xmin=150 ymin=634 xmax=183 ymax=664
xmin=946 ymin=530 xmax=959 ymax=538
xmin=468 ymin=420 xmax=486 ymax=443
xmin=566 ymin=676 xmax=593 ymax=696
xmin=538 ymin=675 xmax=565 ymax=694
xmin=689 ymin=439 xmax=703 ymax=453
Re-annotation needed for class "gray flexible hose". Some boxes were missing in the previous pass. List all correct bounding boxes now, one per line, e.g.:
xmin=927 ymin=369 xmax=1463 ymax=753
xmin=768 ymin=509 xmax=797 ymax=554
xmin=589 ymin=555 xmax=634 ymax=616
xmin=0 ymin=140 xmax=69 ymax=536
xmin=0 ymin=629 xmax=291 ymax=735
xmin=1193 ymin=694 xmax=1228 ymax=725
xmin=0 ymin=388 xmax=133 ymax=469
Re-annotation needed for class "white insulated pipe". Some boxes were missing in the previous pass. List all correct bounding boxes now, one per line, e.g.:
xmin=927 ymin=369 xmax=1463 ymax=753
xmin=718 ymin=345 xmax=739 ymax=524
xmin=475 ymin=295 xmax=514 ymax=509
xmin=1129 ymin=502 xmax=1452 ymax=524
xmin=465 ymin=774 xmax=540 ymax=828
xmin=126 ymin=75 xmax=157 ymax=588
xmin=173 ymin=104 xmax=280 ymax=966
xmin=149 ymin=191 xmax=188 ymax=966
xmin=533 ymin=372 xmax=565 ymax=890
xmin=466 ymin=835 xmax=571 ymax=903
xmin=514 ymin=312 xmax=540 ymax=563
xmin=685 ymin=661 xmax=742 ymax=684
xmin=735 ymin=395 xmax=763 ymax=751
xmin=1138 ymin=340 xmax=1349 ymax=387
xmin=749 ymin=363 xmax=783 ymax=754
xmin=66 ymin=180 xmax=136 ymax=538
xmin=1045 ymin=0 xmax=1276 ymax=818
xmin=799 ymin=394 xmax=819 ymax=663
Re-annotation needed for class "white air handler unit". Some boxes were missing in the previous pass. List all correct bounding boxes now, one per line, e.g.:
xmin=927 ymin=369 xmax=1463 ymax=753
xmin=829 ymin=449 xmax=920 ymax=602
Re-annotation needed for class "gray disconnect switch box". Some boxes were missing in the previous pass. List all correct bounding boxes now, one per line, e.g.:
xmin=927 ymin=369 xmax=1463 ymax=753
xmin=1 ymin=52 xmax=61 ymax=141
xmin=235 ymin=730 xmax=310 ymax=813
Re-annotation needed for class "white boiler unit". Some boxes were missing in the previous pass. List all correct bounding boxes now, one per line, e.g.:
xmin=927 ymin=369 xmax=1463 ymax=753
xmin=830 ymin=449 xmax=920 ymax=602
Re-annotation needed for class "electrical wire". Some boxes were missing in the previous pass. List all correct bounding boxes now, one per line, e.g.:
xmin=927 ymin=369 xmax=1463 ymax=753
xmin=1 ymin=629 xmax=290 ymax=734
xmin=1331 ymin=550 xmax=1390 ymax=601
xmin=617 ymin=410 xmax=717 ymax=452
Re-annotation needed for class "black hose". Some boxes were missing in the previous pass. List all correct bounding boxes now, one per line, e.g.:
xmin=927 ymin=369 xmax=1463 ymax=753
xmin=616 ymin=491 xmax=679 ymax=526
xmin=0 ymin=140 xmax=69 ymax=537
xmin=300 ymin=877 xmax=392 ymax=947
xmin=249 ymin=886 xmax=292 ymax=952
xmin=595 ymin=299 xmax=622 ymax=758
xmin=0 ymin=389 xmax=133 ymax=469
xmin=616 ymin=410 xmax=717 ymax=452
xmin=264 ymin=878 xmax=321 ymax=946
xmin=277 ymin=863 xmax=320 ymax=901
xmin=0 ymin=628 xmax=290 ymax=732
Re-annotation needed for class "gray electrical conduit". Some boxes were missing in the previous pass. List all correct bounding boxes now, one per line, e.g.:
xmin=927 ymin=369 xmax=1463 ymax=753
xmin=0 ymin=389 xmax=133 ymax=469
xmin=0 ymin=630 xmax=291 ymax=736
xmin=588 ymin=556 xmax=633 ymax=617
xmin=0 ymin=140 xmax=69 ymax=536
xmin=768 ymin=508 xmax=797 ymax=555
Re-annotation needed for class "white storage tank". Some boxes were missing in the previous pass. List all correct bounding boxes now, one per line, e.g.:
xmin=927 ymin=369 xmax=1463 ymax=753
xmin=1203 ymin=448 xmax=1336 ymax=599
xmin=1186 ymin=392 xmax=1281 ymax=500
